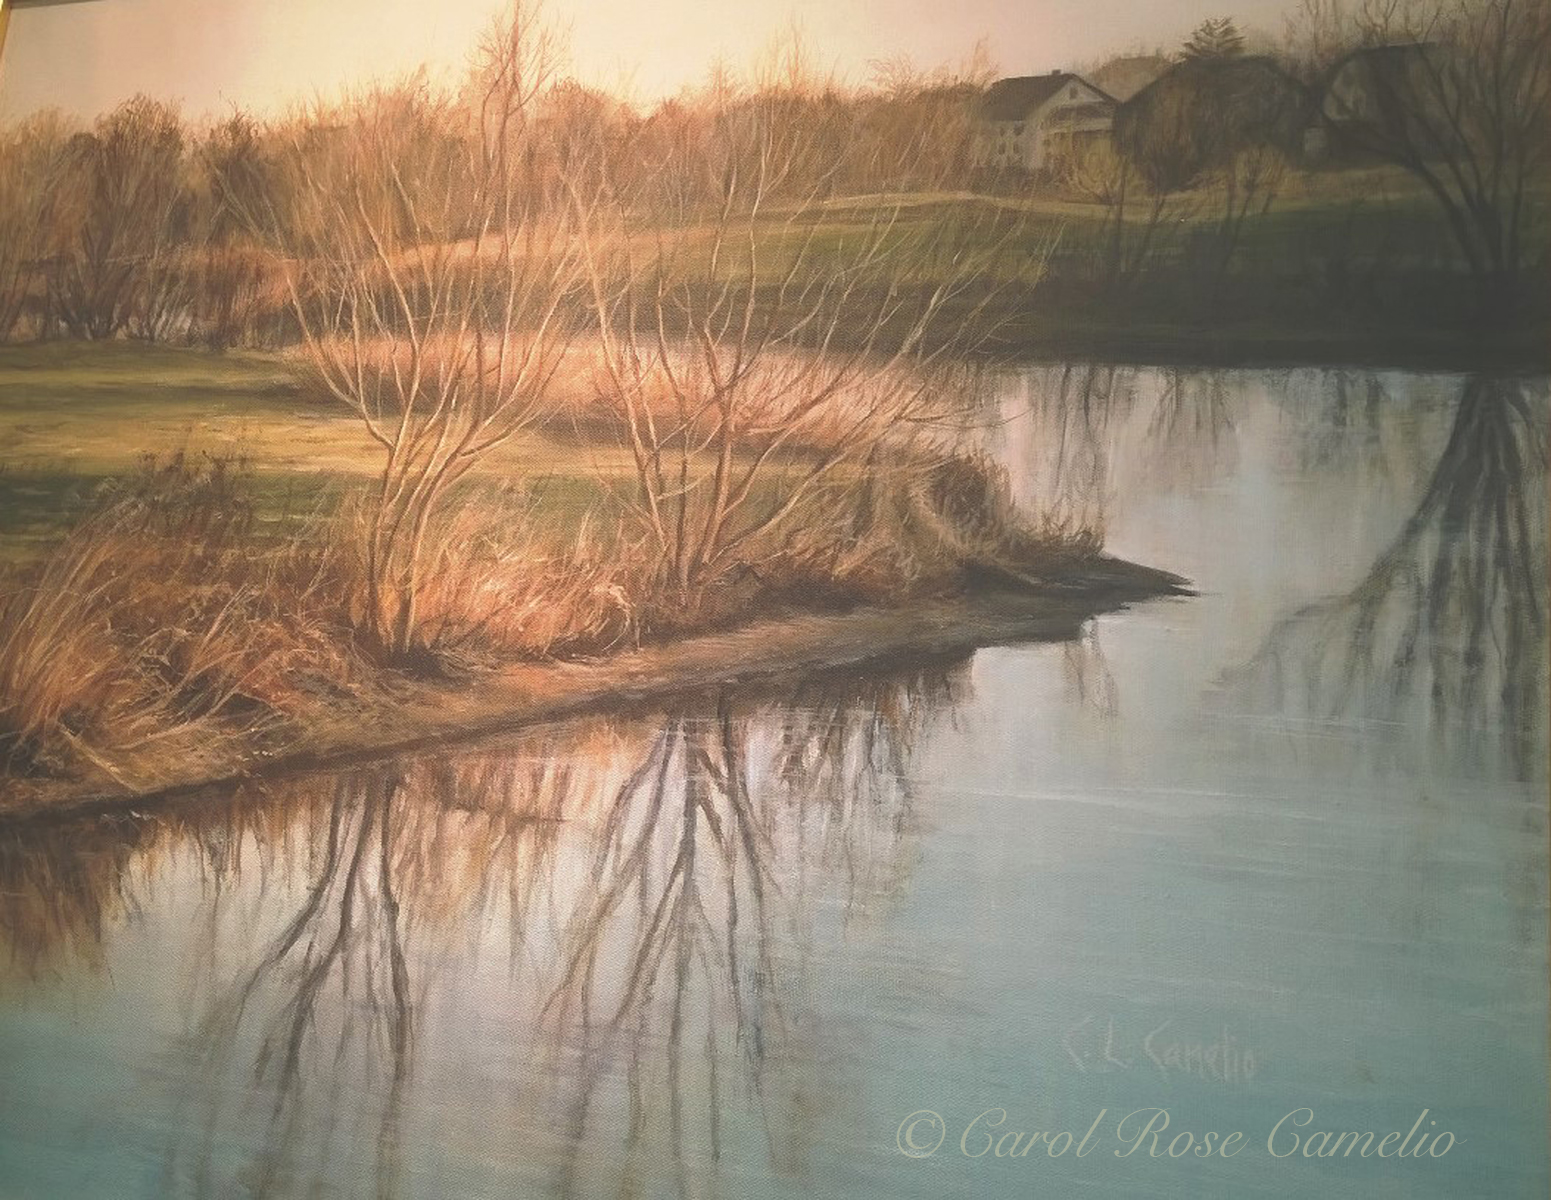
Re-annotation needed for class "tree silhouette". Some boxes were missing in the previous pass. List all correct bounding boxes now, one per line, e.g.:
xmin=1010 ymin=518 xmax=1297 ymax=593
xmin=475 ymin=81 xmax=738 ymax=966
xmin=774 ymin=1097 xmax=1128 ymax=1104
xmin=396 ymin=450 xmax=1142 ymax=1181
xmin=1182 ymin=17 xmax=1247 ymax=59
xmin=1294 ymin=0 xmax=1551 ymax=315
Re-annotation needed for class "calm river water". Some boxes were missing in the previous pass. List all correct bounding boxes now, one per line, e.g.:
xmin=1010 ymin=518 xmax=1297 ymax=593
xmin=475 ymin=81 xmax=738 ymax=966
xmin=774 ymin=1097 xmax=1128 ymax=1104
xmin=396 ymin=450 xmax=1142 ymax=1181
xmin=0 ymin=365 xmax=1545 ymax=1199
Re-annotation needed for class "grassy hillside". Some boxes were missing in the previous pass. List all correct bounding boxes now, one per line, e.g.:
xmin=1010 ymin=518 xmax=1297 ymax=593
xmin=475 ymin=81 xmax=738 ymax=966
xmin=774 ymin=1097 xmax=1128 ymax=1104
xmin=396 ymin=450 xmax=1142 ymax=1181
xmin=0 ymin=342 xmax=636 ymax=557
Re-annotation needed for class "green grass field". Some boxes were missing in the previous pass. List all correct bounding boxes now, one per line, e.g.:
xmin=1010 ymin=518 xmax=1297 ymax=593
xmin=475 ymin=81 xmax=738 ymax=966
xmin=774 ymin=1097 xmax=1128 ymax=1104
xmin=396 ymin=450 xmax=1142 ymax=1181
xmin=0 ymin=340 xmax=868 ymax=561
xmin=0 ymin=341 xmax=648 ymax=558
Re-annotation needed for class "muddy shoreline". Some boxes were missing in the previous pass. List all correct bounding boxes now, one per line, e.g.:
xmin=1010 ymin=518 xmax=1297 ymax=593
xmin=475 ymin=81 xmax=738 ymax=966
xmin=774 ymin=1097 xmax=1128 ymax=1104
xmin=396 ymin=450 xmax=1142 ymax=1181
xmin=0 ymin=556 xmax=1188 ymax=823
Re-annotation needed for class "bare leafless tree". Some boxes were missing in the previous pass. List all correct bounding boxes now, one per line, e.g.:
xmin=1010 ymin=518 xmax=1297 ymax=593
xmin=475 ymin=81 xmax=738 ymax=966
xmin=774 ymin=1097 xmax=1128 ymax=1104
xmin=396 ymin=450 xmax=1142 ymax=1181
xmin=0 ymin=112 xmax=74 ymax=342
xmin=859 ymin=47 xmax=994 ymax=193
xmin=566 ymin=60 xmax=1023 ymax=617
xmin=1114 ymin=57 xmax=1308 ymax=303
xmin=46 ymin=96 xmax=191 ymax=342
xmin=1059 ymin=137 xmax=1179 ymax=290
xmin=1296 ymin=0 xmax=1551 ymax=311
xmin=193 ymin=113 xmax=279 ymax=350
xmin=245 ymin=4 xmax=586 ymax=661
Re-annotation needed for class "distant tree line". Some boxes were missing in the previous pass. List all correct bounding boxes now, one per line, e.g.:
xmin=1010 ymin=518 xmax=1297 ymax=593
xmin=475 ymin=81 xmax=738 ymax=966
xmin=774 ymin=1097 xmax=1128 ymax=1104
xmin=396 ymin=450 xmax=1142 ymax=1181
xmin=0 ymin=42 xmax=993 ymax=350
xmin=0 ymin=0 xmax=1543 ymax=350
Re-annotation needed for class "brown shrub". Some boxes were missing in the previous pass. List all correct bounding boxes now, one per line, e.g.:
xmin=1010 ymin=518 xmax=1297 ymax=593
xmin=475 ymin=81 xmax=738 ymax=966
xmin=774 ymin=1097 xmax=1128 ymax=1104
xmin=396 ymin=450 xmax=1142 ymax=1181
xmin=0 ymin=453 xmax=354 ymax=780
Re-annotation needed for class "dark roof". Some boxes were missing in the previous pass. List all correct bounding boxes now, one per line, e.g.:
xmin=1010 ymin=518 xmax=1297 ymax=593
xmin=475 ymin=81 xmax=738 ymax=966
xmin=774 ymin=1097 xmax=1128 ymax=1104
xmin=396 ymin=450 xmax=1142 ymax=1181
xmin=1332 ymin=41 xmax=1437 ymax=65
xmin=1319 ymin=42 xmax=1453 ymax=127
xmin=1114 ymin=55 xmax=1314 ymax=157
xmin=980 ymin=73 xmax=1116 ymax=121
xmin=1120 ymin=54 xmax=1306 ymax=112
xmin=1324 ymin=41 xmax=1447 ymax=86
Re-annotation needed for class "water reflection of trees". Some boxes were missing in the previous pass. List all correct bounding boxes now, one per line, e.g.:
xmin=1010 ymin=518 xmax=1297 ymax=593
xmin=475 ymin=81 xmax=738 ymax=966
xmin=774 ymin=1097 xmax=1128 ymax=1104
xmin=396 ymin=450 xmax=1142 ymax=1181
xmin=1292 ymin=370 xmax=1392 ymax=475
xmin=1224 ymin=375 xmax=1548 ymax=780
xmin=1144 ymin=370 xmax=1240 ymax=490
xmin=0 ymin=812 xmax=147 ymax=979
xmin=1020 ymin=363 xmax=1136 ymax=530
xmin=1011 ymin=364 xmax=1241 ymax=521
xmin=1008 ymin=365 xmax=1458 ymax=517
xmin=0 ymin=663 xmax=962 ymax=1199
xmin=541 ymin=669 xmax=959 ymax=1198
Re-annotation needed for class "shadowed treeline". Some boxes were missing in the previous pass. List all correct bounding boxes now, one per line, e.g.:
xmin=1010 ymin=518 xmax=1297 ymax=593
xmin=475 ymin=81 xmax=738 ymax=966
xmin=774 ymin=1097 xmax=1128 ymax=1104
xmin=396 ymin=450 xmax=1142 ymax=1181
xmin=0 ymin=662 xmax=964 ymax=1198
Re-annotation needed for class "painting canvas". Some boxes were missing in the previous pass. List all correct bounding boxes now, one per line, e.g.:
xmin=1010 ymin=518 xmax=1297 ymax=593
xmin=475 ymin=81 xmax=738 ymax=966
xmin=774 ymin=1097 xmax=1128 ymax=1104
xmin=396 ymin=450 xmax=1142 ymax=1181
xmin=0 ymin=0 xmax=1545 ymax=1196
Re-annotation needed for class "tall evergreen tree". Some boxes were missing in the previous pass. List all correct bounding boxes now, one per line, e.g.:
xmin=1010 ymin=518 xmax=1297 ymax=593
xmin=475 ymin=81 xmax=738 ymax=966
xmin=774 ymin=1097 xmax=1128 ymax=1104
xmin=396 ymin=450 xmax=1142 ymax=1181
xmin=1182 ymin=17 xmax=1246 ymax=58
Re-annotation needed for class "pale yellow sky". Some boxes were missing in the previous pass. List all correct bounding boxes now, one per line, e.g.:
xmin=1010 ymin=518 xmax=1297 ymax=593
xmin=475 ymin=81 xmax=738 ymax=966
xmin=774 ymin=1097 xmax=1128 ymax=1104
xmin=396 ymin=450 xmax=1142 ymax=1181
xmin=0 ymin=0 xmax=1303 ymax=121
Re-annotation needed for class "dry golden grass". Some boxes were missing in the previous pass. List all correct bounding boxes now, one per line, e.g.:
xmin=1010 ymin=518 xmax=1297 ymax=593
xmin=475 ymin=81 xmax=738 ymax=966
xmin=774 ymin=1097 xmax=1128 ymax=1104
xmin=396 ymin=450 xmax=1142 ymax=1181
xmin=331 ymin=489 xmax=644 ymax=667
xmin=0 ymin=440 xmax=1099 ymax=787
xmin=287 ymin=335 xmax=930 ymax=455
xmin=0 ymin=453 xmax=355 ymax=782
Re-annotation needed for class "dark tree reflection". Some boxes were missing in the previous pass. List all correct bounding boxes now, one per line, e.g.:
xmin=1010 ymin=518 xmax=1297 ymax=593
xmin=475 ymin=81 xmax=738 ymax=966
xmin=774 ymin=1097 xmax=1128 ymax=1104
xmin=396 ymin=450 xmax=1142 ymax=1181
xmin=1013 ymin=362 xmax=1139 ymax=531
xmin=1224 ymin=375 xmax=1548 ymax=780
xmin=0 ymin=812 xmax=147 ymax=981
xmin=0 ymin=662 xmax=962 ymax=1199
xmin=1144 ymin=369 xmax=1239 ymax=491
xmin=536 ymin=667 xmax=961 ymax=1199
xmin=1292 ymin=369 xmax=1396 ymax=476
xmin=1010 ymin=364 xmax=1242 ymax=526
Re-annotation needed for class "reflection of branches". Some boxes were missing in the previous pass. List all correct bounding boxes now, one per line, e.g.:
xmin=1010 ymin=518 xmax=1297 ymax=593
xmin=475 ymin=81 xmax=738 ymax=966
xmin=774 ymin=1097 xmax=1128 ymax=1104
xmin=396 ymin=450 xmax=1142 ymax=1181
xmin=538 ymin=666 xmax=958 ymax=1198
xmin=1295 ymin=370 xmax=1393 ymax=474
xmin=167 ymin=772 xmax=419 ymax=1200
xmin=1143 ymin=370 xmax=1238 ymax=490
xmin=0 ymin=813 xmax=146 ymax=981
xmin=1225 ymin=375 xmax=1548 ymax=779
xmin=0 ymin=663 xmax=957 ymax=1199
xmin=1063 ymin=621 xmax=1119 ymax=718
xmin=1009 ymin=364 xmax=1244 ymax=518
xmin=143 ymin=747 xmax=577 ymax=1199
xmin=1013 ymin=362 xmax=1139 ymax=531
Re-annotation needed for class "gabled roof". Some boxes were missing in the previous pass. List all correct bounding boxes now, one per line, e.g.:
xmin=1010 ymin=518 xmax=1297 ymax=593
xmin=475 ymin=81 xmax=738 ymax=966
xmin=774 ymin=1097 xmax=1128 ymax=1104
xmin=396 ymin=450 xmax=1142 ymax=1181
xmin=1090 ymin=54 xmax=1172 ymax=102
xmin=980 ymin=73 xmax=1116 ymax=121
xmin=1329 ymin=41 xmax=1439 ymax=69
xmin=1319 ymin=42 xmax=1454 ymax=126
xmin=1114 ymin=55 xmax=1314 ymax=157
xmin=1323 ymin=41 xmax=1449 ymax=88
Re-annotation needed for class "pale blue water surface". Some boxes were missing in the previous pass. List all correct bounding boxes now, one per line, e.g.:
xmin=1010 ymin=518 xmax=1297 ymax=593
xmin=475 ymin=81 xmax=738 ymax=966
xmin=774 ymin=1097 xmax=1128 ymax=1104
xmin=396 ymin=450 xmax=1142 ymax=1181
xmin=0 ymin=366 xmax=1545 ymax=1199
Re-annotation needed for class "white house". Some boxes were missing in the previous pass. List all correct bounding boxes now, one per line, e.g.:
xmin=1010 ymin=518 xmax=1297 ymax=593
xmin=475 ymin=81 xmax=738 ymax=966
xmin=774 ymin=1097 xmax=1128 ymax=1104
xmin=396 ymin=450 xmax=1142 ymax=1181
xmin=974 ymin=72 xmax=1119 ymax=173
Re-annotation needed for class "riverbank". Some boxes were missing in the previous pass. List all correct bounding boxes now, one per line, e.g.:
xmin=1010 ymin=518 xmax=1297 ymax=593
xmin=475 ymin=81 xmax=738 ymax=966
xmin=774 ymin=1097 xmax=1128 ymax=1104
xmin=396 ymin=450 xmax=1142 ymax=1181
xmin=0 ymin=557 xmax=1187 ymax=821
xmin=983 ymin=314 xmax=1551 ymax=373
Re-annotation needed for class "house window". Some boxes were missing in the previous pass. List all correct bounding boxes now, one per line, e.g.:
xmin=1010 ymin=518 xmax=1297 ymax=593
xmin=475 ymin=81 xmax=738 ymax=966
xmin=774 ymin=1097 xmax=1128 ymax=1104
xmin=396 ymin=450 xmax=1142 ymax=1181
xmin=1014 ymin=122 xmax=1024 ymax=134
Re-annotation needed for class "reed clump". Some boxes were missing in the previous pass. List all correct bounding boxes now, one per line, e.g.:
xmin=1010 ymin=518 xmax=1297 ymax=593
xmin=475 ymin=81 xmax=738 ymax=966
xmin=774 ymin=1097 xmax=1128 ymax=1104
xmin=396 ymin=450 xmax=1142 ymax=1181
xmin=0 ymin=453 xmax=354 ymax=782
xmin=0 ymin=445 xmax=1099 ymax=787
